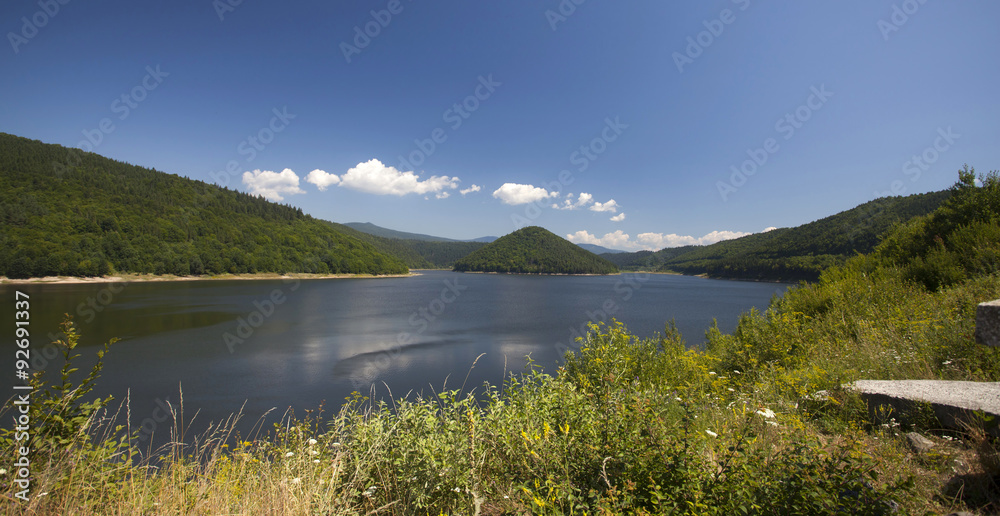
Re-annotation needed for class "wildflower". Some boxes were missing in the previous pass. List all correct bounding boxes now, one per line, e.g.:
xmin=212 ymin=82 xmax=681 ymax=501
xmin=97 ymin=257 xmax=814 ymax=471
xmin=766 ymin=421 xmax=779 ymax=427
xmin=708 ymin=371 xmax=717 ymax=375
xmin=307 ymin=438 xmax=317 ymax=446
xmin=285 ymin=451 xmax=295 ymax=457
xmin=291 ymin=477 xmax=301 ymax=485
xmin=705 ymin=430 xmax=718 ymax=438
xmin=313 ymin=459 xmax=320 ymax=464
xmin=0 ymin=469 xmax=6 ymax=475
xmin=453 ymin=487 xmax=462 ymax=493
xmin=674 ymin=397 xmax=682 ymax=402
xmin=309 ymin=449 xmax=319 ymax=456
xmin=727 ymin=388 xmax=735 ymax=392
xmin=331 ymin=442 xmax=341 ymax=447
xmin=755 ymin=408 xmax=776 ymax=419
xmin=942 ymin=360 xmax=952 ymax=366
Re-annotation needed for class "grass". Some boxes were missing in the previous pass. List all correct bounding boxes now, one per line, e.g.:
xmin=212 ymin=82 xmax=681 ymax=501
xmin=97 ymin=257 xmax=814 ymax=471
xmin=2 ymin=265 xmax=998 ymax=514
xmin=3 ymin=168 xmax=1000 ymax=513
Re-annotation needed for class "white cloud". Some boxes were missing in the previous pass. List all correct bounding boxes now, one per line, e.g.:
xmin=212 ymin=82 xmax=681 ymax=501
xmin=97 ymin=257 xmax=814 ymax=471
xmin=339 ymin=159 xmax=458 ymax=196
xmin=589 ymin=199 xmax=619 ymax=213
xmin=763 ymin=226 xmax=778 ymax=232
xmin=492 ymin=183 xmax=557 ymax=205
xmin=242 ymin=168 xmax=305 ymax=201
xmin=636 ymin=230 xmax=751 ymax=249
xmin=566 ymin=230 xmax=632 ymax=249
xmin=553 ymin=192 xmax=594 ymax=210
xmin=460 ymin=184 xmax=481 ymax=195
xmin=304 ymin=169 xmax=340 ymax=191
xmin=436 ymin=191 xmax=450 ymax=199
xmin=567 ymin=228 xmax=753 ymax=251
xmin=610 ymin=213 xmax=626 ymax=222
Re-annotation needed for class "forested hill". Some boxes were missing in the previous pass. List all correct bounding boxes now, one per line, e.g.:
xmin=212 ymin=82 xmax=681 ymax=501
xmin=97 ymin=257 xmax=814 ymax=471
xmin=604 ymin=190 xmax=950 ymax=281
xmin=453 ymin=226 xmax=619 ymax=274
xmin=0 ymin=133 xmax=408 ymax=278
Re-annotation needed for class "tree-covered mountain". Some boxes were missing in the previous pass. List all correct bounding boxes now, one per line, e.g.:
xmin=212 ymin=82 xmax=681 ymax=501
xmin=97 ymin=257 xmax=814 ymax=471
xmin=453 ymin=226 xmax=619 ymax=274
xmin=0 ymin=133 xmax=409 ymax=278
xmin=603 ymin=190 xmax=950 ymax=281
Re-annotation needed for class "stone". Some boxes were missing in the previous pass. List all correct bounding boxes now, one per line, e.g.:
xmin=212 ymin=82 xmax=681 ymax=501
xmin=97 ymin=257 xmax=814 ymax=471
xmin=976 ymin=299 xmax=1000 ymax=347
xmin=904 ymin=432 xmax=934 ymax=454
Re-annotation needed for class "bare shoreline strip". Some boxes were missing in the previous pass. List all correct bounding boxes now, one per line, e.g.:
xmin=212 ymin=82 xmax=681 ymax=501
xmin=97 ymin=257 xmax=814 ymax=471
xmin=0 ymin=272 xmax=420 ymax=285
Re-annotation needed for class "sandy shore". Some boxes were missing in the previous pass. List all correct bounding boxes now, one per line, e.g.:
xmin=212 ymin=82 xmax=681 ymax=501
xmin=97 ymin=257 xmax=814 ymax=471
xmin=0 ymin=272 xmax=420 ymax=285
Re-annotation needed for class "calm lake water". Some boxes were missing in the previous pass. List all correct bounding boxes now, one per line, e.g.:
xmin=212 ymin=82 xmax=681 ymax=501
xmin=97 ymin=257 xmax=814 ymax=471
xmin=0 ymin=271 xmax=790 ymax=443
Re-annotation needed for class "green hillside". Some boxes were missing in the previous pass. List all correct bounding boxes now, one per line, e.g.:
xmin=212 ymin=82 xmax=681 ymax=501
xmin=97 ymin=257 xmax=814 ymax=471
xmin=0 ymin=133 xmax=409 ymax=278
xmin=606 ymin=191 xmax=949 ymax=281
xmin=453 ymin=226 xmax=619 ymax=274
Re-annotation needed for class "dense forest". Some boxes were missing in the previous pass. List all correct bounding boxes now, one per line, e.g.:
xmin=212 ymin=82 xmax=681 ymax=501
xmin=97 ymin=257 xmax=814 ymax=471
xmin=603 ymin=190 xmax=950 ymax=281
xmin=453 ymin=226 xmax=619 ymax=274
xmin=0 ymin=133 xmax=409 ymax=278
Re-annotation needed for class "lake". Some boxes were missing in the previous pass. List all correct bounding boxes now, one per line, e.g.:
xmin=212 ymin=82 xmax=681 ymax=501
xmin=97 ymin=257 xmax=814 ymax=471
xmin=1 ymin=271 xmax=790 ymax=444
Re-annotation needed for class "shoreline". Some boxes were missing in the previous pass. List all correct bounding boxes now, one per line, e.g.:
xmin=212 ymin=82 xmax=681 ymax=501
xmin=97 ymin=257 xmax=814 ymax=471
xmin=0 ymin=271 xmax=420 ymax=285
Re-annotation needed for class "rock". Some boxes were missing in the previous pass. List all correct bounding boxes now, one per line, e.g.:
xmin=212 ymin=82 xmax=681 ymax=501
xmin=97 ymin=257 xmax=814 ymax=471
xmin=905 ymin=432 xmax=934 ymax=454
xmin=976 ymin=299 xmax=1000 ymax=347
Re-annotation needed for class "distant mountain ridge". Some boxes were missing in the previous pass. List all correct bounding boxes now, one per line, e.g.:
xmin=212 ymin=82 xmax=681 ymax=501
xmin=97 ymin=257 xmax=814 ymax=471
xmin=343 ymin=222 xmax=458 ymax=242
xmin=453 ymin=226 xmax=619 ymax=275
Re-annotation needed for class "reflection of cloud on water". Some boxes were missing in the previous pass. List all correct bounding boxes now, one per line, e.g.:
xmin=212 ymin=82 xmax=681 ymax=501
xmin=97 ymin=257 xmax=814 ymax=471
xmin=496 ymin=340 xmax=539 ymax=371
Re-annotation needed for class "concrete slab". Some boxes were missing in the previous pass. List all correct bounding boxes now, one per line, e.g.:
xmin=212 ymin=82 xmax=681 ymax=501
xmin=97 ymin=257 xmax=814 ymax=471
xmin=976 ymin=299 xmax=1000 ymax=347
xmin=849 ymin=380 xmax=1000 ymax=434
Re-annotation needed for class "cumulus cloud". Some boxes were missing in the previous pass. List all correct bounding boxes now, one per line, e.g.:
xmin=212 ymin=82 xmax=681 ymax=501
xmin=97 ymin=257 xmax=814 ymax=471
xmin=552 ymin=192 xmax=594 ymax=210
xmin=566 ymin=230 xmax=632 ymax=249
xmin=304 ymin=169 xmax=340 ymax=191
xmin=610 ymin=213 xmax=626 ymax=222
xmin=567 ymin=228 xmax=752 ymax=251
xmin=492 ymin=183 xmax=557 ymax=205
xmin=242 ymin=168 xmax=305 ymax=201
xmin=589 ymin=199 xmax=619 ymax=213
xmin=460 ymin=184 xmax=481 ymax=195
xmin=636 ymin=230 xmax=752 ymax=249
xmin=339 ymin=159 xmax=458 ymax=196
xmin=436 ymin=191 xmax=450 ymax=199
xmin=763 ymin=226 xmax=778 ymax=232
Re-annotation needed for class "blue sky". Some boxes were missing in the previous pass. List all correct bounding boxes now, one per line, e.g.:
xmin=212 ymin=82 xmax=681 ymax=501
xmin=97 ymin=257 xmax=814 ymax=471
xmin=3 ymin=0 xmax=998 ymax=250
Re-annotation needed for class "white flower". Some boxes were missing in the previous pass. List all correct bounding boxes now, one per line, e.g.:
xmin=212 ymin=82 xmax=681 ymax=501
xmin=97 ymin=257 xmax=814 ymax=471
xmin=291 ymin=477 xmax=301 ymax=484
xmin=727 ymin=388 xmax=735 ymax=392
xmin=309 ymin=449 xmax=319 ymax=456
xmin=307 ymin=438 xmax=318 ymax=446
xmin=331 ymin=442 xmax=341 ymax=447
xmin=674 ymin=397 xmax=682 ymax=402
xmin=453 ymin=487 xmax=462 ymax=493
xmin=313 ymin=459 xmax=320 ymax=464
xmin=708 ymin=371 xmax=717 ymax=375
xmin=285 ymin=451 xmax=295 ymax=457
xmin=705 ymin=430 xmax=718 ymax=438
xmin=755 ymin=408 xmax=776 ymax=419
xmin=0 ymin=468 xmax=6 ymax=475
xmin=767 ymin=421 xmax=779 ymax=427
